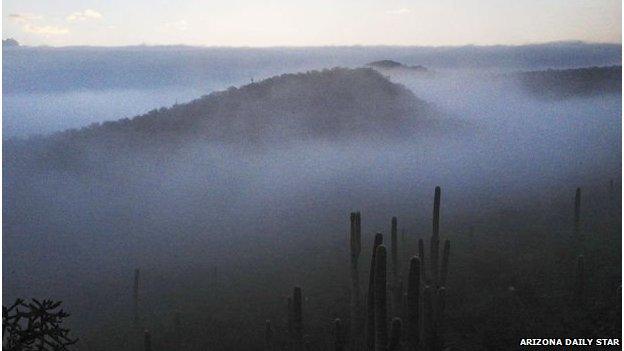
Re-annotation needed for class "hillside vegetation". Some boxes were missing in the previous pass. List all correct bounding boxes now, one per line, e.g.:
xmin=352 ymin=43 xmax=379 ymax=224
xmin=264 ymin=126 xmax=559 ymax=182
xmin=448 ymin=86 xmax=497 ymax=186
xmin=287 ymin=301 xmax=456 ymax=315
xmin=518 ymin=66 xmax=621 ymax=99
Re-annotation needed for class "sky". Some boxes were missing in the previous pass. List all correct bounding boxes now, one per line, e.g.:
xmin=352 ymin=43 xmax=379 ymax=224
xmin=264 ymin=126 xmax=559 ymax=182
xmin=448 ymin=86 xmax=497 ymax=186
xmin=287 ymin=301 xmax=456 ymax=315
xmin=2 ymin=0 xmax=622 ymax=47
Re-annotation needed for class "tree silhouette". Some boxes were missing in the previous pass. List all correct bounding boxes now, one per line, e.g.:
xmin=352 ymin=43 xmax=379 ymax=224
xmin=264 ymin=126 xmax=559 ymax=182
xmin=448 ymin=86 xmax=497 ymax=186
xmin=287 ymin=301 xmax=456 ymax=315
xmin=3 ymin=298 xmax=78 ymax=351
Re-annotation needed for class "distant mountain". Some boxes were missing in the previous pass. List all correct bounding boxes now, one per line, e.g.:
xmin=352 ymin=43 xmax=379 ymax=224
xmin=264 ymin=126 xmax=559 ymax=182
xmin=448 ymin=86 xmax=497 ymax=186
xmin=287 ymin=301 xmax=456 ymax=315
xmin=6 ymin=67 xmax=440 ymax=171
xmin=367 ymin=60 xmax=427 ymax=72
xmin=3 ymin=38 xmax=19 ymax=48
xmin=4 ymin=43 xmax=620 ymax=94
xmin=518 ymin=66 xmax=621 ymax=99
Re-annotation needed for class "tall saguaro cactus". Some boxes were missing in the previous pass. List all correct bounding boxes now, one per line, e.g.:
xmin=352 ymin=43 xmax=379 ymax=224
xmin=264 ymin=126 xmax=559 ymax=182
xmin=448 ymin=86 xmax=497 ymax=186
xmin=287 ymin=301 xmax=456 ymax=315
xmin=574 ymin=187 xmax=582 ymax=242
xmin=133 ymin=268 xmax=140 ymax=326
xmin=390 ymin=217 xmax=402 ymax=317
xmin=366 ymin=234 xmax=384 ymax=350
xmin=435 ymin=287 xmax=447 ymax=350
xmin=423 ymin=286 xmax=435 ymax=350
xmin=391 ymin=217 xmax=399 ymax=286
xmin=350 ymin=212 xmax=363 ymax=347
xmin=407 ymin=257 xmax=421 ymax=349
xmin=608 ymin=179 xmax=616 ymax=219
xmin=431 ymin=187 xmax=441 ymax=285
xmin=374 ymin=245 xmax=388 ymax=351
xmin=418 ymin=238 xmax=426 ymax=283
xmin=440 ymin=240 xmax=451 ymax=287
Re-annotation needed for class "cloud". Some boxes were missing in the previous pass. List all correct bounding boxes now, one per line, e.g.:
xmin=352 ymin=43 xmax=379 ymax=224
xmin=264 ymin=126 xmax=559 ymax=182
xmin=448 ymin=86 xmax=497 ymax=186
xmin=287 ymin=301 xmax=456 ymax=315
xmin=9 ymin=13 xmax=69 ymax=36
xmin=23 ymin=23 xmax=69 ymax=35
xmin=164 ymin=20 xmax=189 ymax=31
xmin=67 ymin=9 xmax=102 ymax=22
xmin=386 ymin=8 xmax=411 ymax=15
xmin=8 ymin=13 xmax=43 ymax=23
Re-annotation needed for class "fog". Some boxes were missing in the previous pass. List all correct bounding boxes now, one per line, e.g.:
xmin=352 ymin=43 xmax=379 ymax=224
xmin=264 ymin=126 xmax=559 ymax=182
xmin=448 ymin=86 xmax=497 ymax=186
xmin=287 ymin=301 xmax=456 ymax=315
xmin=2 ymin=45 xmax=621 ymax=349
xmin=3 ymin=42 xmax=621 ymax=138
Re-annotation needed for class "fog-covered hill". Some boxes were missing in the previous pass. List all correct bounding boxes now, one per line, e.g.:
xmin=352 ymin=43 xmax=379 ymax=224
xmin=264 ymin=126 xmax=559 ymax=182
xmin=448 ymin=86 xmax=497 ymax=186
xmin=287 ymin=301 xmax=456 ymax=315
xmin=518 ymin=66 xmax=622 ymax=99
xmin=366 ymin=60 xmax=427 ymax=72
xmin=5 ymin=68 xmax=441 ymax=173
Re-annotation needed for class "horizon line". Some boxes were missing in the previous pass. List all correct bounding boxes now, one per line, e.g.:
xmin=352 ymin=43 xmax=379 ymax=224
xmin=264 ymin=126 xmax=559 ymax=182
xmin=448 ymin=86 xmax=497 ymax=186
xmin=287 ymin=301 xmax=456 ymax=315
xmin=3 ymin=39 xmax=622 ymax=50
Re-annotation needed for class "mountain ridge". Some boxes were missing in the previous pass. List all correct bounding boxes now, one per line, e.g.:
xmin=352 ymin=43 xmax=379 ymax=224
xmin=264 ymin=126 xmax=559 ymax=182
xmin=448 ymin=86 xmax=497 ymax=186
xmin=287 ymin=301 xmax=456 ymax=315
xmin=5 ymin=67 xmax=440 ymax=173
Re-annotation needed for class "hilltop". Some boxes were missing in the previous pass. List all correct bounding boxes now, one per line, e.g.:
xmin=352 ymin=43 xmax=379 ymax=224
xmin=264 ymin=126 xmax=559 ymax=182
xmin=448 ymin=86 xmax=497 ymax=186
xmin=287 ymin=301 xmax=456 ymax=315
xmin=6 ymin=67 xmax=440 ymax=171
xmin=367 ymin=60 xmax=428 ymax=72
xmin=518 ymin=65 xmax=621 ymax=99
xmin=2 ymin=38 xmax=19 ymax=48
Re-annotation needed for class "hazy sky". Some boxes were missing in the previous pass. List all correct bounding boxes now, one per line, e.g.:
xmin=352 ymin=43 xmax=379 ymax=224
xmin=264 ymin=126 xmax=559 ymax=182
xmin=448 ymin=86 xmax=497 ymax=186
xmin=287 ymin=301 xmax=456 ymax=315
xmin=3 ymin=0 xmax=622 ymax=47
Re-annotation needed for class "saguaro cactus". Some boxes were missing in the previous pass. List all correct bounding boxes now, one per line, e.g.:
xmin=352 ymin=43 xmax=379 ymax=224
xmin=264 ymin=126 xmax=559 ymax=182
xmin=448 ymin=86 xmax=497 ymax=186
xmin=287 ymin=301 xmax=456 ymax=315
xmin=407 ymin=257 xmax=421 ymax=349
xmin=144 ymin=330 xmax=151 ymax=351
xmin=293 ymin=287 xmax=303 ymax=345
xmin=423 ymin=285 xmax=435 ymax=350
xmin=334 ymin=318 xmax=346 ymax=351
xmin=133 ymin=268 xmax=140 ymax=326
xmin=374 ymin=245 xmax=388 ymax=351
xmin=440 ymin=240 xmax=451 ymax=287
xmin=391 ymin=217 xmax=399 ymax=285
xmin=395 ymin=280 xmax=404 ymax=319
xmin=609 ymin=179 xmax=616 ymax=218
xmin=435 ymin=287 xmax=447 ymax=350
xmin=574 ymin=187 xmax=582 ymax=241
xmin=350 ymin=212 xmax=363 ymax=346
xmin=390 ymin=217 xmax=401 ymax=317
xmin=366 ymin=233 xmax=384 ymax=350
xmin=388 ymin=318 xmax=402 ymax=351
xmin=431 ymin=187 xmax=441 ymax=285
xmin=418 ymin=238 xmax=426 ymax=283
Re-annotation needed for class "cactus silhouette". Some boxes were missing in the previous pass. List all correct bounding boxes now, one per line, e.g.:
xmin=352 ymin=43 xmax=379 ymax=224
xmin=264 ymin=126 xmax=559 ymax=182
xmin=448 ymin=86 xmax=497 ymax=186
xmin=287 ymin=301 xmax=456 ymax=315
xmin=435 ymin=287 xmax=447 ymax=350
xmin=431 ymin=187 xmax=441 ymax=285
xmin=133 ymin=268 xmax=140 ymax=326
xmin=390 ymin=217 xmax=401 ymax=318
xmin=144 ymin=330 xmax=152 ymax=351
xmin=423 ymin=285 xmax=435 ymax=350
xmin=293 ymin=287 xmax=303 ymax=345
xmin=374 ymin=245 xmax=388 ymax=351
xmin=334 ymin=318 xmax=346 ymax=351
xmin=608 ymin=179 xmax=616 ymax=218
xmin=366 ymin=233 xmax=384 ymax=350
xmin=407 ymin=257 xmax=421 ymax=349
xmin=391 ymin=217 xmax=398 ymax=284
xmin=440 ymin=240 xmax=451 ymax=287
xmin=574 ymin=187 xmax=582 ymax=242
xmin=350 ymin=212 xmax=363 ymax=347
xmin=418 ymin=238 xmax=426 ymax=283
xmin=388 ymin=318 xmax=402 ymax=351
xmin=395 ymin=280 xmax=404 ymax=319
